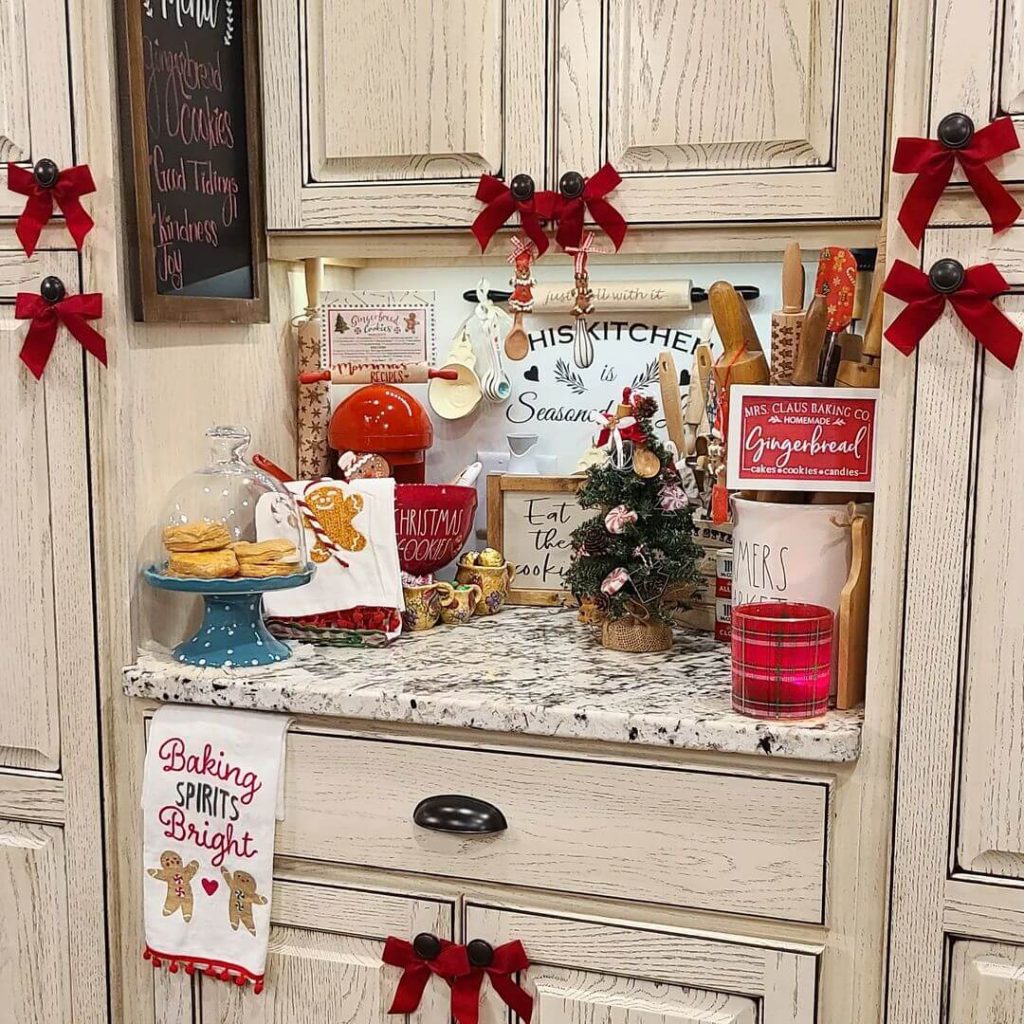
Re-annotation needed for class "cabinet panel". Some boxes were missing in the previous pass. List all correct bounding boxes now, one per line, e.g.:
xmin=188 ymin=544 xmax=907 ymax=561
xmin=557 ymin=0 xmax=889 ymax=222
xmin=0 ymin=250 xmax=81 ymax=772
xmin=0 ymin=821 xmax=71 ymax=1024
xmin=949 ymin=941 xmax=1024 ymax=1024
xmin=261 ymin=0 xmax=547 ymax=229
xmin=0 ymin=0 xmax=74 ymax=216
xmin=954 ymin=235 xmax=1024 ymax=879
xmin=164 ymin=881 xmax=454 ymax=1024
xmin=466 ymin=905 xmax=817 ymax=1024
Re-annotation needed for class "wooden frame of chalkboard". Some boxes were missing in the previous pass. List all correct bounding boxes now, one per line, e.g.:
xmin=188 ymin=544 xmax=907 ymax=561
xmin=116 ymin=0 xmax=269 ymax=323
xmin=487 ymin=474 xmax=586 ymax=606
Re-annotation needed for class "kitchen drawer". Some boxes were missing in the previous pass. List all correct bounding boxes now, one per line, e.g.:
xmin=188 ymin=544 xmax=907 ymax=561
xmin=277 ymin=733 xmax=830 ymax=924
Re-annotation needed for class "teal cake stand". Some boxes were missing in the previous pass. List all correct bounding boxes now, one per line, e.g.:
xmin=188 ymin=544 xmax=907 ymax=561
xmin=144 ymin=565 xmax=315 ymax=668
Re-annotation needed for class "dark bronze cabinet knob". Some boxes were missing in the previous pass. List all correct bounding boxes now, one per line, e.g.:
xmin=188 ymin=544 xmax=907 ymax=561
xmin=937 ymin=113 xmax=974 ymax=149
xmin=32 ymin=158 xmax=59 ymax=188
xmin=413 ymin=932 xmax=442 ymax=960
xmin=559 ymin=170 xmax=585 ymax=199
xmin=40 ymin=276 xmax=66 ymax=303
xmin=467 ymin=939 xmax=494 ymax=967
xmin=928 ymin=258 xmax=965 ymax=293
xmin=510 ymin=174 xmax=535 ymax=202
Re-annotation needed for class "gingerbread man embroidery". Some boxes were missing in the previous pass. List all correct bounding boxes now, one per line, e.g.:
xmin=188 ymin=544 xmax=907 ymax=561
xmin=304 ymin=485 xmax=367 ymax=562
xmin=220 ymin=866 xmax=268 ymax=936
xmin=147 ymin=850 xmax=199 ymax=922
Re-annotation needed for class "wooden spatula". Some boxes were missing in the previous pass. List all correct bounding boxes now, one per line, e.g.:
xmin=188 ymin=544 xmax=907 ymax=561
xmin=836 ymin=286 xmax=883 ymax=388
xmin=709 ymin=282 xmax=770 ymax=392
xmin=791 ymin=295 xmax=829 ymax=386
xmin=657 ymin=352 xmax=687 ymax=457
xmin=814 ymin=247 xmax=858 ymax=385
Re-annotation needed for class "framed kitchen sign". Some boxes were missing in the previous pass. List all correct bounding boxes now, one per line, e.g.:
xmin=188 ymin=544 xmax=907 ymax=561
xmin=726 ymin=385 xmax=880 ymax=492
xmin=117 ymin=0 xmax=269 ymax=322
xmin=487 ymin=475 xmax=586 ymax=605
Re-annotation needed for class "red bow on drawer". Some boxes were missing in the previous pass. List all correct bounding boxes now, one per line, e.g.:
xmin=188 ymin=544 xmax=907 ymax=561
xmin=6 ymin=162 xmax=96 ymax=256
xmin=893 ymin=118 xmax=1021 ymax=247
xmin=15 ymin=290 xmax=106 ymax=380
xmin=451 ymin=941 xmax=534 ymax=1024
xmin=882 ymin=259 xmax=1022 ymax=369
xmin=382 ymin=936 xmax=470 ymax=1014
xmin=472 ymin=176 xmax=553 ymax=256
xmin=553 ymin=163 xmax=628 ymax=253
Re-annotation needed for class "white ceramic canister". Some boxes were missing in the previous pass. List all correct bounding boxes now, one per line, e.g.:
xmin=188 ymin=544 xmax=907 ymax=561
xmin=730 ymin=497 xmax=870 ymax=689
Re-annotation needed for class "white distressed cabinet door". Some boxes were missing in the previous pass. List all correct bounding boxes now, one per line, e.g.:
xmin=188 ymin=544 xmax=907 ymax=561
xmin=0 ymin=0 xmax=74 ymax=217
xmin=931 ymin=0 xmax=1024 ymax=184
xmin=556 ymin=0 xmax=890 ymax=224
xmin=466 ymin=905 xmax=818 ymax=1024
xmin=0 ymin=249 xmax=86 ymax=772
xmin=0 ymin=820 xmax=72 ymax=1024
xmin=949 ymin=941 xmax=1024 ymax=1023
xmin=156 ymin=880 xmax=454 ymax=1024
xmin=260 ymin=0 xmax=547 ymax=230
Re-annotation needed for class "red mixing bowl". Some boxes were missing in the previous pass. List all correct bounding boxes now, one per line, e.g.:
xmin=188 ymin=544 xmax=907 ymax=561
xmin=394 ymin=484 xmax=478 ymax=575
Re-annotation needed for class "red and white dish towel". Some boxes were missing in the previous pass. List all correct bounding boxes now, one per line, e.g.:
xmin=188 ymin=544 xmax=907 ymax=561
xmin=141 ymin=706 xmax=290 ymax=993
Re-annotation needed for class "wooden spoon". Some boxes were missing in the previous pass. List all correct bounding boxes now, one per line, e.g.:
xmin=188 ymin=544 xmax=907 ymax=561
xmin=504 ymin=311 xmax=529 ymax=361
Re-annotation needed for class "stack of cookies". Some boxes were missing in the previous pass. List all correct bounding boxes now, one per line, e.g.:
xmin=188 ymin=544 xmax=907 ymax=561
xmin=162 ymin=523 xmax=299 ymax=580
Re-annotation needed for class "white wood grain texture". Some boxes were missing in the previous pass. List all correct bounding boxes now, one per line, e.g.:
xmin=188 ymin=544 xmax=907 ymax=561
xmin=276 ymin=733 xmax=828 ymax=923
xmin=466 ymin=905 xmax=817 ymax=1024
xmin=556 ymin=0 xmax=888 ymax=222
xmin=945 ymin=878 xmax=1024 ymax=943
xmin=930 ymin=0 xmax=1024 ymax=183
xmin=0 ymin=249 xmax=80 ymax=772
xmin=0 ymin=773 xmax=64 ymax=823
xmin=886 ymin=228 xmax=991 ymax=1024
xmin=956 ymin=286 xmax=1024 ymax=878
xmin=0 ymin=821 xmax=71 ymax=1024
xmin=528 ymin=965 xmax=757 ymax=1024
xmin=193 ymin=882 xmax=453 ymax=1024
xmin=948 ymin=941 xmax=1024 ymax=1024
xmin=0 ymin=0 xmax=73 ymax=214
xmin=262 ymin=0 xmax=546 ymax=229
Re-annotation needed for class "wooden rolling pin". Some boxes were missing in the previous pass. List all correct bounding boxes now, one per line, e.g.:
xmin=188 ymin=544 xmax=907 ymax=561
xmin=770 ymin=241 xmax=805 ymax=384
xmin=836 ymin=286 xmax=883 ymax=388
xmin=791 ymin=295 xmax=829 ymax=386
xmin=300 ymin=362 xmax=458 ymax=385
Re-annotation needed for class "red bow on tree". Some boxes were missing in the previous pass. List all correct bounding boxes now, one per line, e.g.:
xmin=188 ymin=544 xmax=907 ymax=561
xmin=472 ymin=176 xmax=553 ymax=256
xmin=15 ymin=291 xmax=106 ymax=380
xmin=6 ymin=163 xmax=96 ymax=256
xmin=893 ymin=118 xmax=1021 ymax=247
xmin=450 ymin=942 xmax=534 ymax=1024
xmin=554 ymin=164 xmax=628 ymax=252
xmin=382 ymin=937 xmax=470 ymax=1015
xmin=882 ymin=259 xmax=1022 ymax=369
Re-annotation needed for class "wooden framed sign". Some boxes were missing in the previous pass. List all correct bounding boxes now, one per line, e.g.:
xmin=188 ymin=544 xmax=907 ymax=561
xmin=726 ymin=385 xmax=880 ymax=492
xmin=117 ymin=0 xmax=269 ymax=322
xmin=487 ymin=475 xmax=586 ymax=605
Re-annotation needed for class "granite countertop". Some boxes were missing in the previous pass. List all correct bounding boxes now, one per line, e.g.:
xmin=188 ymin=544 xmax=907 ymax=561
xmin=123 ymin=606 xmax=863 ymax=763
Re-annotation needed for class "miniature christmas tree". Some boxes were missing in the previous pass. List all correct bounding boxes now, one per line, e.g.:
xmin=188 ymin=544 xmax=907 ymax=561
xmin=566 ymin=388 xmax=699 ymax=647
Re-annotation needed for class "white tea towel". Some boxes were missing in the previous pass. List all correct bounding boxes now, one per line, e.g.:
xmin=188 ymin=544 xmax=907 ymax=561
xmin=142 ymin=706 xmax=290 ymax=993
xmin=259 ymin=478 xmax=404 ymax=620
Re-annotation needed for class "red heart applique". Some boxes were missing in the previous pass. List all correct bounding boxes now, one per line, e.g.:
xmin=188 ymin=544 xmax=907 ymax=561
xmin=201 ymin=878 xmax=219 ymax=896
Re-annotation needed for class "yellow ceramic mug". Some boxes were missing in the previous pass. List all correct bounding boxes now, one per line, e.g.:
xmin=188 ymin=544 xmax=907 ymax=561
xmin=402 ymin=581 xmax=455 ymax=631
xmin=440 ymin=583 xmax=483 ymax=625
xmin=455 ymin=561 xmax=517 ymax=616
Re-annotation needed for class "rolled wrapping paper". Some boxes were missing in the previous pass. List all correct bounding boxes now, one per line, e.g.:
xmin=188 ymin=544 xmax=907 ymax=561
xmin=529 ymin=279 xmax=694 ymax=312
xmin=296 ymin=314 xmax=331 ymax=480
xmin=301 ymin=362 xmax=458 ymax=385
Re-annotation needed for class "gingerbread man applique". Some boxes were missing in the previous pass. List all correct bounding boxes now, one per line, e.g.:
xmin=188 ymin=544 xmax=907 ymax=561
xmin=221 ymin=866 xmax=268 ymax=936
xmin=304 ymin=485 xmax=367 ymax=562
xmin=147 ymin=850 xmax=199 ymax=922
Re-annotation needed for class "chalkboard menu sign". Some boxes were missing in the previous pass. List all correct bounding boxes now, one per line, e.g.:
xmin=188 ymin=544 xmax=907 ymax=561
xmin=118 ymin=0 xmax=268 ymax=322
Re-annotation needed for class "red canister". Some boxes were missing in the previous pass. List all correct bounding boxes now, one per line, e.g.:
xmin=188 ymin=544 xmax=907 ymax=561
xmin=731 ymin=602 xmax=833 ymax=719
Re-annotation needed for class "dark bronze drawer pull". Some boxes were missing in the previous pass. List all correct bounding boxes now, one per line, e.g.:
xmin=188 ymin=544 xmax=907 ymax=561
xmin=413 ymin=795 xmax=508 ymax=835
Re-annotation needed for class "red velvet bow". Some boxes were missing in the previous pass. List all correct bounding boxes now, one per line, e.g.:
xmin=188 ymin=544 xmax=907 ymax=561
xmin=15 ymin=292 xmax=106 ymax=380
xmin=6 ymin=163 xmax=96 ymax=256
xmin=472 ymin=176 xmax=553 ymax=255
xmin=554 ymin=164 xmax=628 ymax=252
xmin=893 ymin=118 xmax=1021 ymax=247
xmin=450 ymin=942 xmax=533 ymax=1024
xmin=882 ymin=259 xmax=1021 ymax=369
xmin=382 ymin=937 xmax=470 ymax=1015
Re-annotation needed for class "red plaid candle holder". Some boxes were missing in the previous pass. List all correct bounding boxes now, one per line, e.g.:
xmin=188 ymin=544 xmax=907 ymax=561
xmin=731 ymin=602 xmax=833 ymax=720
